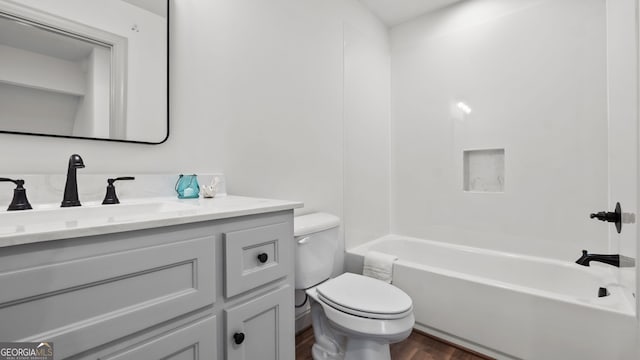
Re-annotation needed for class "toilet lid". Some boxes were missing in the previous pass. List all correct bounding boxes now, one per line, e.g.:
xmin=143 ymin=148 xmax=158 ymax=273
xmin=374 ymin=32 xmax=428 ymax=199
xmin=316 ymin=273 xmax=413 ymax=320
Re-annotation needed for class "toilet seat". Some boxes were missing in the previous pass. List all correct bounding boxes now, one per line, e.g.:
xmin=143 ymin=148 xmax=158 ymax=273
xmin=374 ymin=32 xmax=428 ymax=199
xmin=315 ymin=273 xmax=413 ymax=320
xmin=306 ymin=282 xmax=415 ymax=341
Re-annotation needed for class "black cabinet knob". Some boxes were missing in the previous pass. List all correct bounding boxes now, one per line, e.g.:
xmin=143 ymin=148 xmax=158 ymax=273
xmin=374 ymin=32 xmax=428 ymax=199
xmin=257 ymin=253 xmax=268 ymax=263
xmin=233 ymin=332 xmax=245 ymax=345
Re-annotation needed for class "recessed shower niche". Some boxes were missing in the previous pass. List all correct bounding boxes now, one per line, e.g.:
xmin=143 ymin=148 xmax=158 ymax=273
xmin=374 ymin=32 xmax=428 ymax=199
xmin=463 ymin=149 xmax=505 ymax=193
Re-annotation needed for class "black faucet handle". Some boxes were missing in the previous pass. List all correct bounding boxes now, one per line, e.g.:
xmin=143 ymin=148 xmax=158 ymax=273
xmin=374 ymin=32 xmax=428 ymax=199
xmin=103 ymin=177 xmax=135 ymax=205
xmin=589 ymin=202 xmax=623 ymax=234
xmin=0 ymin=178 xmax=23 ymax=186
xmin=590 ymin=212 xmax=618 ymax=221
xmin=108 ymin=177 xmax=136 ymax=184
xmin=0 ymin=178 xmax=32 ymax=211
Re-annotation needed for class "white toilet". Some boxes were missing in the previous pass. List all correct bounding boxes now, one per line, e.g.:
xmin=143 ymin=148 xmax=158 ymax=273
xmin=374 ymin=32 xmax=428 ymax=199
xmin=295 ymin=213 xmax=415 ymax=360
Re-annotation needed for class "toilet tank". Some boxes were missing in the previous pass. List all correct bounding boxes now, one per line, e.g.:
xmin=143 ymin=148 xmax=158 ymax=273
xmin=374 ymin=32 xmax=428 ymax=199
xmin=294 ymin=213 xmax=341 ymax=289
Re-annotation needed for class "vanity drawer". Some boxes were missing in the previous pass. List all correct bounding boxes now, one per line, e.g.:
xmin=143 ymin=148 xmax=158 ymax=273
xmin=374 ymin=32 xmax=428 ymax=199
xmin=224 ymin=222 xmax=292 ymax=297
xmin=0 ymin=236 xmax=215 ymax=359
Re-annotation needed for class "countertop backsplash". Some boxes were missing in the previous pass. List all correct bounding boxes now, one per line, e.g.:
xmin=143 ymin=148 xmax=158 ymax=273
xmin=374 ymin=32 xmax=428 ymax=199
xmin=0 ymin=173 xmax=226 ymax=208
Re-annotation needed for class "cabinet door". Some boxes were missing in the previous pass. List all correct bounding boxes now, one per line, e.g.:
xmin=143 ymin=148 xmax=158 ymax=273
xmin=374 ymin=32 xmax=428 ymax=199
xmin=225 ymin=286 xmax=294 ymax=360
xmin=101 ymin=315 xmax=217 ymax=360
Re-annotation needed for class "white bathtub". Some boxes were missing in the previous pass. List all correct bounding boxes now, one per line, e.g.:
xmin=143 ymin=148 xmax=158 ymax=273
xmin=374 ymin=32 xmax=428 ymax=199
xmin=346 ymin=235 xmax=637 ymax=360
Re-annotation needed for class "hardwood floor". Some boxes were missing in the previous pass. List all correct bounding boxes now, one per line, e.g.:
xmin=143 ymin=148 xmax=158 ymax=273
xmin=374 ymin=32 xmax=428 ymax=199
xmin=295 ymin=327 xmax=318 ymax=360
xmin=295 ymin=327 xmax=492 ymax=360
xmin=389 ymin=331 xmax=490 ymax=360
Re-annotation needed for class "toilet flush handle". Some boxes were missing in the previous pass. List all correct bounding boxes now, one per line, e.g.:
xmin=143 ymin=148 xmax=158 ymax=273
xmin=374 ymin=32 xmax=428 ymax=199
xmin=297 ymin=236 xmax=310 ymax=245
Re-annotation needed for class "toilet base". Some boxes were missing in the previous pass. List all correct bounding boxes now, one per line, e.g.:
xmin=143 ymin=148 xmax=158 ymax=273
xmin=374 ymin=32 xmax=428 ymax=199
xmin=311 ymin=337 xmax=391 ymax=360
xmin=344 ymin=338 xmax=391 ymax=360
xmin=310 ymin=300 xmax=345 ymax=360
xmin=309 ymin=298 xmax=398 ymax=360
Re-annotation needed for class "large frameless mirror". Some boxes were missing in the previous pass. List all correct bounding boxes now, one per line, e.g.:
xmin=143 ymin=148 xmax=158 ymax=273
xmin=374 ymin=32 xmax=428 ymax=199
xmin=0 ymin=0 xmax=168 ymax=144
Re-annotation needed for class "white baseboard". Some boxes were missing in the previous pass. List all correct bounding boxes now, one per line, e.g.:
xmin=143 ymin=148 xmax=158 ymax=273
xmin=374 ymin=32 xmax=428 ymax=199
xmin=295 ymin=309 xmax=312 ymax=334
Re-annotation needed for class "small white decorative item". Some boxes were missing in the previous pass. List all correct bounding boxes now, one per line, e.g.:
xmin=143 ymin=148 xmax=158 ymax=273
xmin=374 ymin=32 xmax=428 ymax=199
xmin=201 ymin=177 xmax=220 ymax=198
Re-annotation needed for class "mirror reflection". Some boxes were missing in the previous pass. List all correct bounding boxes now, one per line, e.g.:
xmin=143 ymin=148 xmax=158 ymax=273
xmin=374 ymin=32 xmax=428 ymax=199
xmin=0 ymin=0 xmax=168 ymax=144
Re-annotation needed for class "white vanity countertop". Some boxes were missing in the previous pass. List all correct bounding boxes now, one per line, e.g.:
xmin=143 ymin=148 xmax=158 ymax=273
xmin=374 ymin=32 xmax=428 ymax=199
xmin=0 ymin=195 xmax=303 ymax=248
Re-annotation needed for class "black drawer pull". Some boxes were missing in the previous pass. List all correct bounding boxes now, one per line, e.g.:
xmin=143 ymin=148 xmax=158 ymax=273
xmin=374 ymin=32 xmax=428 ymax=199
xmin=257 ymin=253 xmax=268 ymax=263
xmin=233 ymin=332 xmax=245 ymax=345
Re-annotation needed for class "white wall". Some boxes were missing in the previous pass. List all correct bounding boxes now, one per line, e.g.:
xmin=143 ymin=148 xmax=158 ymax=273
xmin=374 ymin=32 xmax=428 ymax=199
xmin=390 ymin=0 xmax=610 ymax=260
xmin=343 ymin=23 xmax=391 ymax=249
xmin=0 ymin=0 xmax=388 ymax=253
xmin=173 ymin=0 xmax=388 ymax=332
xmin=205 ymin=0 xmax=388 ymax=219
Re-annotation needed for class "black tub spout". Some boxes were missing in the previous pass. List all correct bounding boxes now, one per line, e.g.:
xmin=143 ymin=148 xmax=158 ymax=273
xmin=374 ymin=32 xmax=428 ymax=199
xmin=575 ymin=250 xmax=635 ymax=268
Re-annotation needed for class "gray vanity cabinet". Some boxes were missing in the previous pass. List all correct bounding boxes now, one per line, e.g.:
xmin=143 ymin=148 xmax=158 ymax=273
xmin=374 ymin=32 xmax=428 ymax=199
xmin=0 ymin=210 xmax=295 ymax=360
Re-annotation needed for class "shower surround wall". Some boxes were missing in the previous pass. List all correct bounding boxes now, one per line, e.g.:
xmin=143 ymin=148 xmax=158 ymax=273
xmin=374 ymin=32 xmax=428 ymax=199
xmin=390 ymin=0 xmax=610 ymax=261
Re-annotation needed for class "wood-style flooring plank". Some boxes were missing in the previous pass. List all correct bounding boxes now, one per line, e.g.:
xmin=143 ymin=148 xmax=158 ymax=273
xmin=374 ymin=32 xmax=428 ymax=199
xmin=295 ymin=327 xmax=315 ymax=360
xmin=296 ymin=327 xmax=492 ymax=360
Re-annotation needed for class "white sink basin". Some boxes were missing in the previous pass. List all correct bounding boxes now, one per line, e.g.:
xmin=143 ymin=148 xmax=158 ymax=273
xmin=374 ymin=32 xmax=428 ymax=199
xmin=0 ymin=201 xmax=200 ymax=228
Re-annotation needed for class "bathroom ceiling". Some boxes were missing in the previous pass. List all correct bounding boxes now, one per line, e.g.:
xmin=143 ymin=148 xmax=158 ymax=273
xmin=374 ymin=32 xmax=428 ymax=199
xmin=359 ymin=0 xmax=461 ymax=26
xmin=122 ymin=0 xmax=167 ymax=18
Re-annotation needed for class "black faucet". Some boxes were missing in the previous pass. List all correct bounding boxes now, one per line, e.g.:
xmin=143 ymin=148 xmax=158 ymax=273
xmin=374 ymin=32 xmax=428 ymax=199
xmin=61 ymin=154 xmax=85 ymax=208
xmin=0 ymin=178 xmax=32 ymax=211
xmin=575 ymin=250 xmax=636 ymax=268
